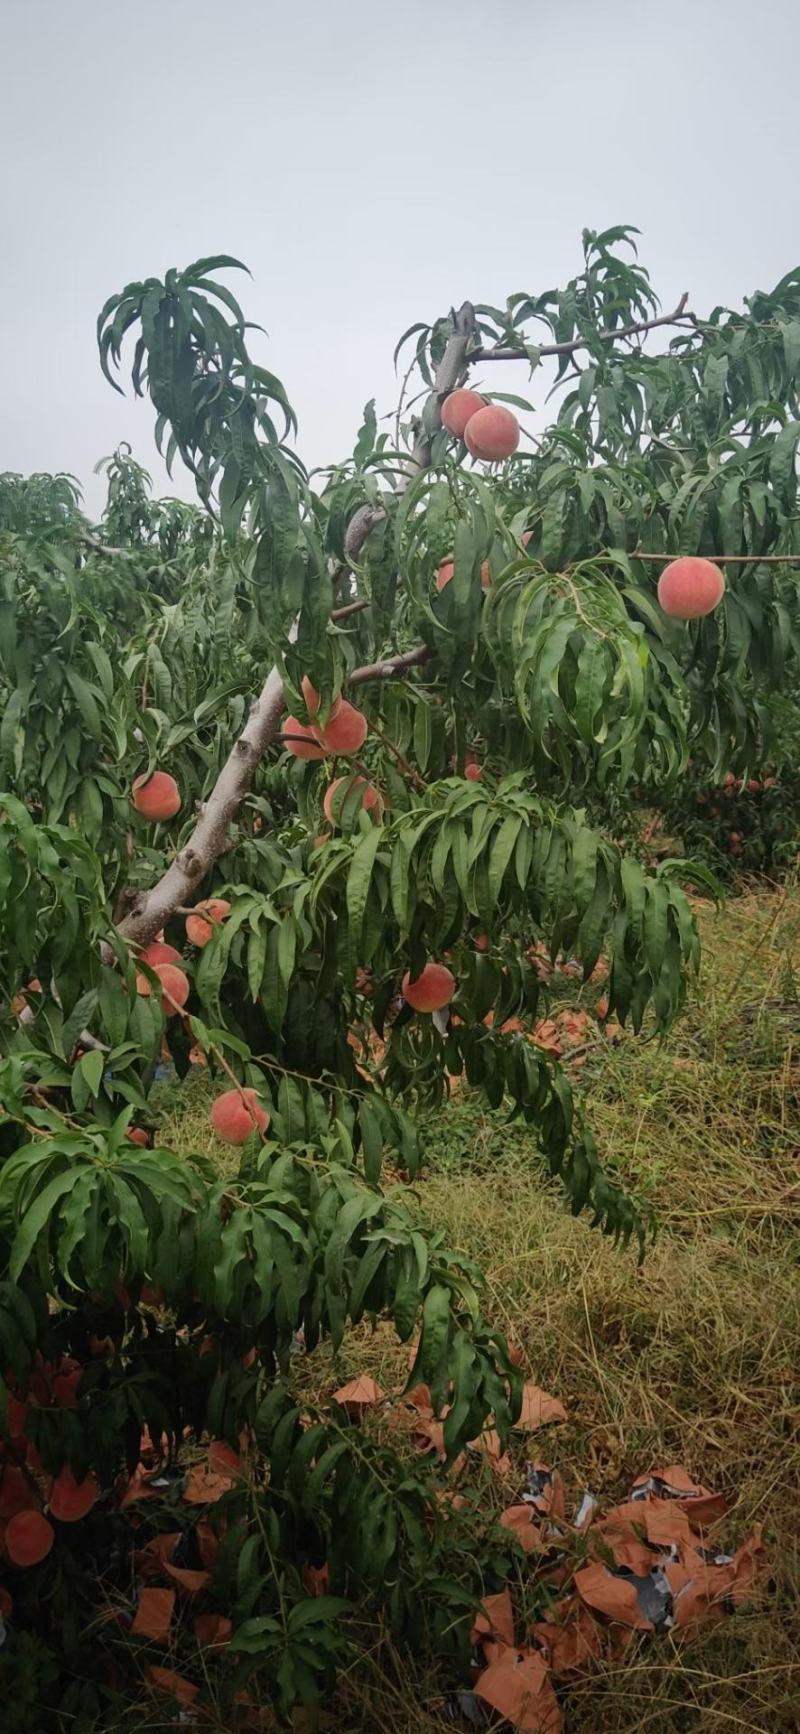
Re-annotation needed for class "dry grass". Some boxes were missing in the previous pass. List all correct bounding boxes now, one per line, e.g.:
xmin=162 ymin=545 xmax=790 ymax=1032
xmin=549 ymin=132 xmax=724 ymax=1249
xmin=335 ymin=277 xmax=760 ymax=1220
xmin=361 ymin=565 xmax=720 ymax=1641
xmin=162 ymin=884 xmax=800 ymax=1733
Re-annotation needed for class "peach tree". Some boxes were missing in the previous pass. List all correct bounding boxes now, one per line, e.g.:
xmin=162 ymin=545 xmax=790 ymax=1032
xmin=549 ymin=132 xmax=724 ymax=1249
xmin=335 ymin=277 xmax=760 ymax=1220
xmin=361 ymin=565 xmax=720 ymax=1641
xmin=1 ymin=229 xmax=800 ymax=1725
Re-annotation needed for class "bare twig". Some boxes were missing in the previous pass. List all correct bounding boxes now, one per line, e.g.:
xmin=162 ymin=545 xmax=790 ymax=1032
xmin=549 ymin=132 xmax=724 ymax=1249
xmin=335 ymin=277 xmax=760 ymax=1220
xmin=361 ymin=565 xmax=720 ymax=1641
xmin=30 ymin=1088 xmax=89 ymax=1132
xmin=75 ymin=1030 xmax=110 ymax=1055
xmin=331 ymin=597 xmax=369 ymax=623
xmin=278 ymin=729 xmax=322 ymax=749
xmin=627 ymin=548 xmax=800 ymax=566
xmin=347 ymin=645 xmax=433 ymax=686
xmin=366 ymin=715 xmax=428 ymax=793
xmin=160 ymin=983 xmax=267 ymax=1131
xmin=395 ymin=348 xmax=422 ymax=452
xmin=81 ymin=532 xmax=138 ymax=559
xmin=474 ymin=294 xmax=693 ymax=363
xmin=561 ymin=1035 xmax=607 ymax=1065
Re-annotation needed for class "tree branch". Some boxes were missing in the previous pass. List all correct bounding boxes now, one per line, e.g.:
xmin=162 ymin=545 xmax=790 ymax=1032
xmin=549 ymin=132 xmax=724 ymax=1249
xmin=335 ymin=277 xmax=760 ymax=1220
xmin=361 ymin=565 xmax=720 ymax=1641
xmin=118 ymin=659 xmax=289 ymax=947
xmin=473 ymin=294 xmax=693 ymax=363
xmin=366 ymin=714 xmax=428 ymax=792
xmin=347 ymin=645 xmax=432 ymax=686
xmin=407 ymin=301 xmax=477 ymax=470
xmin=330 ymin=597 xmax=369 ymax=623
xmin=342 ymin=303 xmax=477 ymax=543
xmin=344 ymin=505 xmax=385 ymax=564
xmin=114 ymin=309 xmax=475 ymax=948
xmin=81 ymin=532 xmax=138 ymax=559
xmin=116 ymin=636 xmax=435 ymax=949
xmin=627 ymin=548 xmax=800 ymax=565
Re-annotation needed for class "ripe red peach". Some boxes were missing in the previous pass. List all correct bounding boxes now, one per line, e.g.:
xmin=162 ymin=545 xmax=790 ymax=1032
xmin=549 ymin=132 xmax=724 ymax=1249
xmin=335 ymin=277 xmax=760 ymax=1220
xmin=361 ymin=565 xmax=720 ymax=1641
xmin=48 ymin=1468 xmax=99 ymax=1522
xmin=464 ymin=404 xmax=520 ymax=461
xmin=185 ymin=899 xmax=231 ymax=948
xmin=210 ymin=1088 xmax=270 ymax=1145
xmin=140 ymin=940 xmax=182 ymax=969
xmin=323 ymin=777 xmax=381 ymax=826
xmin=657 ymin=557 xmax=725 ymax=620
xmin=5 ymin=1510 xmax=54 ymax=1565
xmin=301 ymin=677 xmax=342 ymax=722
xmin=441 ymin=388 xmax=486 ymax=439
xmin=152 ymin=963 xmax=190 ymax=1016
xmin=283 ymin=717 xmax=327 ymax=760
xmin=314 ymin=701 xmax=368 ymax=755
xmin=435 ymin=559 xmax=491 ymax=592
xmin=131 ymin=772 xmax=181 ymax=821
xmin=401 ymin=962 xmax=456 ymax=1012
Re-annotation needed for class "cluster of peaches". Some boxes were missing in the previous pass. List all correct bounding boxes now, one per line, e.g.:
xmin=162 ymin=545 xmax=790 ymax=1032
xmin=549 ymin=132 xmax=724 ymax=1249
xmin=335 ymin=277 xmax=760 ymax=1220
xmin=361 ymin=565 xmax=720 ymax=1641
xmin=121 ymin=434 xmax=726 ymax=1149
xmin=1 ymin=1365 xmax=102 ymax=1571
xmin=126 ymin=754 xmax=456 ymax=1147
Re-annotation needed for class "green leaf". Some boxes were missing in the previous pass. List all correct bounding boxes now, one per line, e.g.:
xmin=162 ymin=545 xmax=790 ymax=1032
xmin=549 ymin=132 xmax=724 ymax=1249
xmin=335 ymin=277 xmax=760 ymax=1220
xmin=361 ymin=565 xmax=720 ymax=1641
xmin=571 ymin=824 xmax=599 ymax=911
xmin=644 ymin=880 xmax=669 ymax=981
xmin=305 ymin=1440 xmax=350 ymax=1507
xmin=357 ymin=1099 xmax=384 ymax=1187
xmin=540 ymin=490 xmax=566 ymax=569
xmin=324 ymin=1195 xmax=381 ymax=1299
xmin=0 ymin=689 xmax=25 ymax=775
xmin=345 ymin=827 xmax=383 ymax=979
xmin=389 ymin=834 xmax=413 ymax=933
xmin=443 ymin=1331 xmax=479 ymax=1459
xmin=488 ymin=816 xmax=521 ymax=905
xmin=349 ymin=1235 xmax=387 ymax=1316
xmin=9 ymin=1169 xmax=78 ymax=1280
xmin=230 ymin=1616 xmax=282 ymax=1653
xmin=247 ymin=920 xmax=268 ymax=1001
xmin=780 ymin=321 xmax=800 ymax=378
xmin=288 ymin=1597 xmax=351 ymax=1631
xmin=413 ymin=702 xmax=433 ymax=774
xmin=575 ymin=637 xmax=608 ymax=742
xmin=78 ymin=1048 xmax=105 ymax=1099
xmin=65 ymin=669 xmax=103 ymax=739
xmin=277 ymin=913 xmax=297 ymax=989
xmin=769 ymin=422 xmax=800 ymax=500
xmin=99 ymin=966 xmax=129 ymax=1049
xmin=410 ymin=1284 xmax=452 ymax=1391
xmin=621 ymin=856 xmax=647 ymax=933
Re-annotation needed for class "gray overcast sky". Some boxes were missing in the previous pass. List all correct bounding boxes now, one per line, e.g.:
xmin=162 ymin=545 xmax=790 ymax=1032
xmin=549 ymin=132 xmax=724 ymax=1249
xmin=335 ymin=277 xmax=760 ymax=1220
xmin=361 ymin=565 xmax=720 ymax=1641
xmin=2 ymin=0 xmax=798 ymax=517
